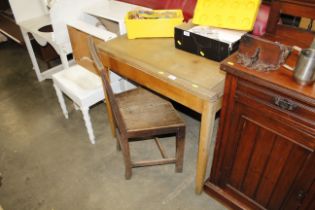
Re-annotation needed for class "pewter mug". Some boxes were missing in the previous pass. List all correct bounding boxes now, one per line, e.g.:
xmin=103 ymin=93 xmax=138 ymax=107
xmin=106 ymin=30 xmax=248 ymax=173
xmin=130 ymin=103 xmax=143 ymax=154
xmin=293 ymin=48 xmax=315 ymax=85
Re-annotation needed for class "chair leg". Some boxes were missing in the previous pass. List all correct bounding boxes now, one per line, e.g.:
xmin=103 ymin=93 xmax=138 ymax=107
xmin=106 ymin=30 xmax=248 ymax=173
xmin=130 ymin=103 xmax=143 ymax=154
xmin=118 ymin=134 xmax=132 ymax=179
xmin=116 ymin=138 xmax=121 ymax=151
xmin=53 ymin=84 xmax=68 ymax=119
xmin=81 ymin=107 xmax=96 ymax=144
xmin=175 ymin=127 xmax=185 ymax=173
xmin=114 ymin=128 xmax=121 ymax=151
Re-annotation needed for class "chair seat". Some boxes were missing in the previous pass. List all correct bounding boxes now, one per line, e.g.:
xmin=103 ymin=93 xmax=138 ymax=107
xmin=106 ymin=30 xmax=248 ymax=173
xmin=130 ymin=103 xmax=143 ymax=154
xmin=52 ymin=65 xmax=104 ymax=107
xmin=116 ymin=88 xmax=184 ymax=134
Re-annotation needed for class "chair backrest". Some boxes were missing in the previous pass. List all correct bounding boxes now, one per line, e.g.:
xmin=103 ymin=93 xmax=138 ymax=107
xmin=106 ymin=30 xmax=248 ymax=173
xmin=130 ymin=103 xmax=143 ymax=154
xmin=87 ymin=37 xmax=127 ymax=135
xmin=266 ymin=0 xmax=315 ymax=47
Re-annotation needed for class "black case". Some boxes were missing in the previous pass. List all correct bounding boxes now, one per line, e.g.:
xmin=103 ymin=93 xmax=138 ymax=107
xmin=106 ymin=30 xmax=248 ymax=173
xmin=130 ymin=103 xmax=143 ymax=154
xmin=174 ymin=23 xmax=241 ymax=62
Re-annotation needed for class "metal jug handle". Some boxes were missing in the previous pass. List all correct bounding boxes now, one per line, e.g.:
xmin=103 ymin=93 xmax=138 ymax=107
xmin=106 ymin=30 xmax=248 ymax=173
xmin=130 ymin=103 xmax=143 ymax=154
xmin=282 ymin=45 xmax=302 ymax=71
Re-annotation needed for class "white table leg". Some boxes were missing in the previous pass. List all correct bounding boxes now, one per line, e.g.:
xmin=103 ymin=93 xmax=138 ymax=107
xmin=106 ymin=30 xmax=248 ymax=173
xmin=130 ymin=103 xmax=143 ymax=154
xmin=21 ymin=29 xmax=43 ymax=81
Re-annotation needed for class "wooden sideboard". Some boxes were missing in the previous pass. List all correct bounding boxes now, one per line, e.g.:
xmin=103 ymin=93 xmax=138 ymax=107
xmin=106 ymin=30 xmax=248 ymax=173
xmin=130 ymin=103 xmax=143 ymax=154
xmin=204 ymin=54 xmax=315 ymax=209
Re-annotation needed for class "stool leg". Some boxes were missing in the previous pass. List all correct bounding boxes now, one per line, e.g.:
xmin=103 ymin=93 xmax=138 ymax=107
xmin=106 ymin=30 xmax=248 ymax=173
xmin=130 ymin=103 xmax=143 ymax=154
xmin=81 ymin=107 xmax=96 ymax=144
xmin=53 ymin=84 xmax=68 ymax=119
xmin=175 ymin=127 xmax=185 ymax=173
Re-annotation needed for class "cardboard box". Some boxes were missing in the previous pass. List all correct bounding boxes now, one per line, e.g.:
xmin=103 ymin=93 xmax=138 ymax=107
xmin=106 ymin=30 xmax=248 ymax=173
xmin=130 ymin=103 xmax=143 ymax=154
xmin=174 ymin=22 xmax=246 ymax=62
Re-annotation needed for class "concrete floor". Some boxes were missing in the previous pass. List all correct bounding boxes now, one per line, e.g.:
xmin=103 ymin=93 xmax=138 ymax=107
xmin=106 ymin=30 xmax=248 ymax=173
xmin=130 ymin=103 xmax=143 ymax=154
xmin=0 ymin=41 xmax=227 ymax=210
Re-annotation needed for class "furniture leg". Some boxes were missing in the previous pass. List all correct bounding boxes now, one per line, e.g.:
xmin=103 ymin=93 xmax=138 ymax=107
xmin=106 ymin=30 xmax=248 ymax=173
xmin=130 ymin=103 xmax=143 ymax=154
xmin=81 ymin=107 xmax=96 ymax=144
xmin=104 ymin=99 xmax=116 ymax=137
xmin=53 ymin=84 xmax=69 ymax=119
xmin=118 ymin=134 xmax=132 ymax=179
xmin=21 ymin=29 xmax=43 ymax=81
xmin=58 ymin=47 xmax=69 ymax=69
xmin=103 ymin=68 xmax=116 ymax=137
xmin=195 ymin=100 xmax=219 ymax=194
xmin=114 ymin=126 xmax=121 ymax=151
xmin=116 ymin=136 xmax=121 ymax=151
xmin=175 ymin=127 xmax=185 ymax=173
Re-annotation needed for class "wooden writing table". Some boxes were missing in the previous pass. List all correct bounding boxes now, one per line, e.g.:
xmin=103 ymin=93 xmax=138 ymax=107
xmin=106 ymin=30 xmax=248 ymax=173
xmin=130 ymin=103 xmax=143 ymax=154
xmin=97 ymin=35 xmax=226 ymax=194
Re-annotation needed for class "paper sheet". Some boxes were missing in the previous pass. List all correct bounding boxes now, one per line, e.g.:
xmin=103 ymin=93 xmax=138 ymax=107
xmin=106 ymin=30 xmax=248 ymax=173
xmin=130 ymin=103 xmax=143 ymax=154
xmin=188 ymin=26 xmax=247 ymax=44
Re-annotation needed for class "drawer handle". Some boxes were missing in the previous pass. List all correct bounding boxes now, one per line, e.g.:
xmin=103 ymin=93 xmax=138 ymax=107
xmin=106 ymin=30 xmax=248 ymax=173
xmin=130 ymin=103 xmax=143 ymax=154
xmin=273 ymin=96 xmax=297 ymax=111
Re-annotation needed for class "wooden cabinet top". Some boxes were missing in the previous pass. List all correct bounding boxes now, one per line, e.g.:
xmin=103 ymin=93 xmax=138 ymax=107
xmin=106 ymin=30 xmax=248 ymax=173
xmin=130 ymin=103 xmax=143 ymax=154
xmin=220 ymin=53 xmax=315 ymax=106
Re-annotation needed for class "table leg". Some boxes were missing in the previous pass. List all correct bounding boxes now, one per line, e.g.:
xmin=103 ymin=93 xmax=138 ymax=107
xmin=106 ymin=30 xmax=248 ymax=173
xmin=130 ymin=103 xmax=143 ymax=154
xmin=21 ymin=29 xmax=43 ymax=81
xmin=195 ymin=99 xmax=221 ymax=194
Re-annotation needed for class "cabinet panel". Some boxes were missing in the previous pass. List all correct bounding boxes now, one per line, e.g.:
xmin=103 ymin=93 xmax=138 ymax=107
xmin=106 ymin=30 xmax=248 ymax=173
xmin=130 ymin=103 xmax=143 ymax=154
xmin=267 ymin=146 xmax=310 ymax=210
xmin=240 ymin=128 xmax=275 ymax=198
xmin=300 ymin=180 xmax=315 ymax=209
xmin=282 ymin=154 xmax=315 ymax=210
xmin=222 ymin=102 xmax=313 ymax=209
xmin=254 ymin=136 xmax=292 ymax=206
xmin=229 ymin=120 xmax=258 ymax=189
xmin=206 ymin=71 xmax=315 ymax=209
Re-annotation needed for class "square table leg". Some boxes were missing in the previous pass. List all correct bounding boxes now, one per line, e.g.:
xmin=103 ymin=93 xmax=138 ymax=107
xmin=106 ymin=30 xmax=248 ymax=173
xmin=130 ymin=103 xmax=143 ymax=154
xmin=21 ymin=29 xmax=43 ymax=81
xmin=195 ymin=99 xmax=222 ymax=194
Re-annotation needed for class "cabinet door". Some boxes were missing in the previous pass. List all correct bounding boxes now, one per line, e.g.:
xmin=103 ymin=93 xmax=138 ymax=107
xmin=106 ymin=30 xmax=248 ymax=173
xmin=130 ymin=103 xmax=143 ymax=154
xmin=217 ymin=83 xmax=315 ymax=210
xmin=298 ymin=180 xmax=315 ymax=210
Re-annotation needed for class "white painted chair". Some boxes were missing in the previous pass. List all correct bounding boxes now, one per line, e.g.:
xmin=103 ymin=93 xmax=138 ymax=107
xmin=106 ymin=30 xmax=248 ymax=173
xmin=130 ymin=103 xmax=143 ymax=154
xmin=52 ymin=20 xmax=116 ymax=144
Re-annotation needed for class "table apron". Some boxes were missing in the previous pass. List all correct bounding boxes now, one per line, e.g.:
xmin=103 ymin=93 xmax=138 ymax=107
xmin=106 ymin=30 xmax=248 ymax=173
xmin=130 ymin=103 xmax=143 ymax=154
xmin=99 ymin=51 xmax=212 ymax=113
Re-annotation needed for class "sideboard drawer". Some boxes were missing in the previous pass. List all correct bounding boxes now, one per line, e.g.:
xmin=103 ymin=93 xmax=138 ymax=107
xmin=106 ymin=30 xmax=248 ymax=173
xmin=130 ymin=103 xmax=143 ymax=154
xmin=236 ymin=79 xmax=315 ymax=129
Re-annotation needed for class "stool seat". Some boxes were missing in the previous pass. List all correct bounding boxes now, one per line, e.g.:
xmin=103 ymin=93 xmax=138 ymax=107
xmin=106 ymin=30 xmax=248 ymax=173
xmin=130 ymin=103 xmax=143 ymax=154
xmin=50 ymin=20 xmax=117 ymax=145
xmin=52 ymin=65 xmax=104 ymax=107
xmin=52 ymin=65 xmax=104 ymax=144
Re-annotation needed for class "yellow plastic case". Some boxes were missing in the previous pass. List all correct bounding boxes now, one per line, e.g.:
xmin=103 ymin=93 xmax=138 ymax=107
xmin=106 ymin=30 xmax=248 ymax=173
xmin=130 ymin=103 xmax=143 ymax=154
xmin=192 ymin=0 xmax=261 ymax=31
xmin=125 ymin=10 xmax=184 ymax=39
